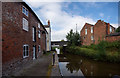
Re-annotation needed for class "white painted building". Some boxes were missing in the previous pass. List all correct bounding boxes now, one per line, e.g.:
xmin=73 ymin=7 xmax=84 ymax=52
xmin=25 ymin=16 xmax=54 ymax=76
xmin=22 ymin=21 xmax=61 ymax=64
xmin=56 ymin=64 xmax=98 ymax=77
xmin=44 ymin=20 xmax=51 ymax=51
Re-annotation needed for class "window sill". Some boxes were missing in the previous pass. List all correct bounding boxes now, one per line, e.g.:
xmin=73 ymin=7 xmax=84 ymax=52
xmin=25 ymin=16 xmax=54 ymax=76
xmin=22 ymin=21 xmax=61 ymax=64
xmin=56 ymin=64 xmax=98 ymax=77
xmin=23 ymin=29 xmax=28 ymax=32
xmin=23 ymin=12 xmax=28 ymax=17
xmin=23 ymin=56 xmax=29 ymax=59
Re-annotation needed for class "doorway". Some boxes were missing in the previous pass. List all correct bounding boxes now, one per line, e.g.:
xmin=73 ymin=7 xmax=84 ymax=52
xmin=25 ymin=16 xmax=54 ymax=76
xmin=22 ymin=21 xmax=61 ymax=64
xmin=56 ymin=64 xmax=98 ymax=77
xmin=33 ymin=45 xmax=36 ymax=60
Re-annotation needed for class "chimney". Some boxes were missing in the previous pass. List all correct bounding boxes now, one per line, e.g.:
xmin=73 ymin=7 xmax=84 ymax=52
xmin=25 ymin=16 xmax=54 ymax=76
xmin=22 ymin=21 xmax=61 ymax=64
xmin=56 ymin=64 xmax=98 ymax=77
xmin=107 ymin=23 xmax=110 ymax=35
xmin=98 ymin=19 xmax=101 ymax=22
xmin=48 ymin=20 xmax=50 ymax=26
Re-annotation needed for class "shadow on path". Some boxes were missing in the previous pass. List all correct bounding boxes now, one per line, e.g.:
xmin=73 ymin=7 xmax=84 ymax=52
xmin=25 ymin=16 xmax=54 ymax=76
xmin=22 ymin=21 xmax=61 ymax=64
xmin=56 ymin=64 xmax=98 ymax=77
xmin=15 ymin=52 xmax=52 ymax=76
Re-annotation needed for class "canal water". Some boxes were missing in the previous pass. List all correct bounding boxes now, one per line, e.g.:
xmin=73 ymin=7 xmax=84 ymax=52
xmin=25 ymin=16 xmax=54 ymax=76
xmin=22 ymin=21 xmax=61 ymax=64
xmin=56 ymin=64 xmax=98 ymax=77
xmin=58 ymin=53 xmax=120 ymax=77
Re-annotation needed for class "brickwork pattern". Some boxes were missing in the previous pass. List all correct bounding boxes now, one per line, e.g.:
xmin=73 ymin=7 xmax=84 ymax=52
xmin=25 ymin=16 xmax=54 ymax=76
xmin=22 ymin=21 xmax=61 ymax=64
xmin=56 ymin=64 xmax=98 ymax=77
xmin=2 ymin=2 xmax=47 ymax=76
xmin=81 ymin=23 xmax=94 ymax=45
xmin=81 ymin=20 xmax=117 ymax=45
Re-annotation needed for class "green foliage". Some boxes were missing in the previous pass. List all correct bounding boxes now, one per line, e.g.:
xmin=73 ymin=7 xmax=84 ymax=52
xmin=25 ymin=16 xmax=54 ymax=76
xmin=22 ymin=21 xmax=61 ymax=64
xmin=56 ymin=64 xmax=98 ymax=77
xmin=66 ymin=41 xmax=120 ymax=62
xmin=116 ymin=26 xmax=120 ymax=32
xmin=61 ymin=39 xmax=64 ymax=41
xmin=66 ymin=29 xmax=81 ymax=46
xmin=51 ymin=47 xmax=60 ymax=51
xmin=97 ymin=40 xmax=106 ymax=59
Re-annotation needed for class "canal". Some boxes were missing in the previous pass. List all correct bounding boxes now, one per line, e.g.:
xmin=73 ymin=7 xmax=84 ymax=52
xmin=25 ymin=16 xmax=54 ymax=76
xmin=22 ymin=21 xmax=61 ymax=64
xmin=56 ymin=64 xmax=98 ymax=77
xmin=58 ymin=53 xmax=120 ymax=77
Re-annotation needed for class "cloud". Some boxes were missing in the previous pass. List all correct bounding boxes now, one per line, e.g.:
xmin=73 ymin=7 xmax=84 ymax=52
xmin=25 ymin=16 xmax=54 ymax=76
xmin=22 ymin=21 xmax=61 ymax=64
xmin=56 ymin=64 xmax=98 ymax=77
xmin=24 ymin=1 xmax=96 ymax=41
xmin=23 ymin=0 xmax=119 ymax=2
xmin=111 ymin=24 xmax=119 ymax=28
xmin=24 ymin=0 xmax=118 ymax=41
xmin=99 ymin=13 xmax=104 ymax=18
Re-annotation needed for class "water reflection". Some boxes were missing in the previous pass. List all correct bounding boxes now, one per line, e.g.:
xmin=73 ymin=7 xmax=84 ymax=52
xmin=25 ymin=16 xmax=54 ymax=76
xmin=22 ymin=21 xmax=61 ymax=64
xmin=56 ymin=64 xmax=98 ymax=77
xmin=58 ymin=53 xmax=120 ymax=77
xmin=66 ymin=61 xmax=81 ymax=73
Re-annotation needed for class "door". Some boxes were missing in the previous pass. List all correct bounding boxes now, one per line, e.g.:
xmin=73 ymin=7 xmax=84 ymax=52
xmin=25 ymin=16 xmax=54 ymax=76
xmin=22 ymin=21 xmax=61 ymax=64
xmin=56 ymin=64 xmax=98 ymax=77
xmin=33 ymin=45 xmax=36 ymax=60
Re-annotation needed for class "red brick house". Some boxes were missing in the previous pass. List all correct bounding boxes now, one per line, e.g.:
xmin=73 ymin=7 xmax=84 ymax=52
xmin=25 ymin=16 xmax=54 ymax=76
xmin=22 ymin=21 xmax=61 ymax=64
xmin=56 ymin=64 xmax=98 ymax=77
xmin=80 ymin=20 xmax=117 ymax=45
xmin=2 ymin=2 xmax=47 ymax=75
xmin=80 ymin=23 xmax=94 ymax=45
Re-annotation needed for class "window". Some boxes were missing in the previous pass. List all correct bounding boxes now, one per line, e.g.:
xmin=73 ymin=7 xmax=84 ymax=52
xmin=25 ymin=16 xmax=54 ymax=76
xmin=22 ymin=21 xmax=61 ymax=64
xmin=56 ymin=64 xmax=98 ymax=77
xmin=23 ymin=44 xmax=29 ymax=58
xmin=22 ymin=6 xmax=28 ymax=16
xmin=110 ymin=26 xmax=112 ymax=33
xmin=33 ymin=27 xmax=36 ymax=42
xmin=91 ymin=27 xmax=93 ymax=33
xmin=38 ymin=30 xmax=41 ymax=38
xmin=85 ymin=29 xmax=87 ymax=35
xmin=38 ymin=23 xmax=40 ymax=28
xmin=23 ymin=18 xmax=28 ymax=31
xmin=38 ymin=45 xmax=41 ymax=52
xmin=33 ymin=45 xmax=36 ymax=59
xmin=23 ymin=7 xmax=25 ymax=14
xmin=91 ymin=35 xmax=94 ymax=40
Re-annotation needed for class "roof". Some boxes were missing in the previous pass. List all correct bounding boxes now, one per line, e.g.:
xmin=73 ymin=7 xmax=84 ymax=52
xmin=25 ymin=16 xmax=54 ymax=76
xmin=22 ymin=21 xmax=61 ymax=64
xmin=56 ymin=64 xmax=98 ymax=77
xmin=22 ymin=2 xmax=48 ymax=34
xmin=80 ymin=23 xmax=94 ymax=32
xmin=44 ymin=25 xmax=50 ymax=28
xmin=85 ymin=23 xmax=94 ymax=26
xmin=106 ymin=32 xmax=120 ymax=37
xmin=98 ymin=20 xmax=116 ymax=29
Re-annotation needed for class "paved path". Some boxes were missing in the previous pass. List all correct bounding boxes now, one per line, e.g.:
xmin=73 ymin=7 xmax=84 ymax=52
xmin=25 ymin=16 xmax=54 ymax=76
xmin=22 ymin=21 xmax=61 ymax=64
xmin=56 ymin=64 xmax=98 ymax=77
xmin=12 ymin=51 xmax=61 ymax=77
xmin=15 ymin=52 xmax=53 ymax=76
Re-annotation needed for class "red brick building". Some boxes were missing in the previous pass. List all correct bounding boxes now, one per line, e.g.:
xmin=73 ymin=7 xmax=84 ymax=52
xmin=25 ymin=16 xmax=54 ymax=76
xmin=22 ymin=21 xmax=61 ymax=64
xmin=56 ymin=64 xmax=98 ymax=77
xmin=2 ymin=2 xmax=48 ymax=75
xmin=80 ymin=20 xmax=117 ymax=45
xmin=80 ymin=23 xmax=94 ymax=45
xmin=106 ymin=32 xmax=120 ymax=42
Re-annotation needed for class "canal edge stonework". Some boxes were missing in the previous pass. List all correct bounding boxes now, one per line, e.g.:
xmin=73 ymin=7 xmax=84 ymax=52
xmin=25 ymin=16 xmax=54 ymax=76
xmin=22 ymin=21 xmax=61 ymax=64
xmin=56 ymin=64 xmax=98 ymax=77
xmin=51 ymin=52 xmax=61 ymax=76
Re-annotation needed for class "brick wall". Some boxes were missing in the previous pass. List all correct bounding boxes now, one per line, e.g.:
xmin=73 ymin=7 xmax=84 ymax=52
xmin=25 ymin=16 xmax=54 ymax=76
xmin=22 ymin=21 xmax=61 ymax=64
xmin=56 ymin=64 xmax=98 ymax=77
xmin=2 ymin=2 xmax=47 ymax=75
xmin=81 ymin=23 xmax=94 ymax=45
xmin=106 ymin=36 xmax=120 ymax=42
xmin=80 ymin=20 xmax=116 ymax=45
xmin=94 ymin=20 xmax=107 ymax=44
xmin=41 ymin=32 xmax=47 ymax=52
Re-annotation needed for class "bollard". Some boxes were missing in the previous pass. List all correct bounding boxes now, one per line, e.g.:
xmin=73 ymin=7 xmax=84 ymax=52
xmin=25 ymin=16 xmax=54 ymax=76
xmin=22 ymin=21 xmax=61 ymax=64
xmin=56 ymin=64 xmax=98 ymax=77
xmin=52 ymin=52 xmax=55 ymax=66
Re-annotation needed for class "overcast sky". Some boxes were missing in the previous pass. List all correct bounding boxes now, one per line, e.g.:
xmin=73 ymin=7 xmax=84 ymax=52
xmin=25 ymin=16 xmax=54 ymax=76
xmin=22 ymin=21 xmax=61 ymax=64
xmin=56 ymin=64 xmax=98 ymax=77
xmin=24 ymin=0 xmax=119 ymax=41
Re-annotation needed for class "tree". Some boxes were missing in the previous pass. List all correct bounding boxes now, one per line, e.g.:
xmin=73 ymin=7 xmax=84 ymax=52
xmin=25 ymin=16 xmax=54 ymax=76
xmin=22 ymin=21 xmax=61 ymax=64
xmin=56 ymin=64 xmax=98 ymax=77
xmin=61 ymin=39 xmax=64 ymax=41
xmin=66 ymin=29 xmax=81 ymax=46
xmin=116 ymin=26 xmax=120 ymax=32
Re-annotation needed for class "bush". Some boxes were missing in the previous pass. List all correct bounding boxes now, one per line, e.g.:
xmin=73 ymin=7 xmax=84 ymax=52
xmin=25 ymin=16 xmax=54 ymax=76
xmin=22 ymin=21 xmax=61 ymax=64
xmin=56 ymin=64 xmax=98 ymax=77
xmin=51 ymin=47 xmax=59 ymax=51
xmin=97 ymin=40 xmax=106 ymax=60
xmin=106 ymin=52 xmax=120 ymax=62
xmin=66 ymin=40 xmax=120 ymax=62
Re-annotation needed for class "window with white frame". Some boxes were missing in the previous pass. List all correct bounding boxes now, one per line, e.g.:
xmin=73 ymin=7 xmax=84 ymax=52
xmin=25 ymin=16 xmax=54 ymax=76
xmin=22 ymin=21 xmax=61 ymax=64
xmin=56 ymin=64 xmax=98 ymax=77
xmin=38 ymin=23 xmax=40 ymax=28
xmin=91 ymin=35 xmax=94 ymax=40
xmin=22 ymin=6 xmax=28 ymax=16
xmin=110 ymin=26 xmax=112 ymax=33
xmin=38 ymin=45 xmax=41 ymax=52
xmin=23 ymin=44 xmax=29 ymax=58
xmin=38 ymin=30 xmax=41 ymax=38
xmin=23 ymin=18 xmax=28 ymax=31
xmin=91 ymin=27 xmax=93 ymax=33
xmin=85 ymin=29 xmax=87 ymax=35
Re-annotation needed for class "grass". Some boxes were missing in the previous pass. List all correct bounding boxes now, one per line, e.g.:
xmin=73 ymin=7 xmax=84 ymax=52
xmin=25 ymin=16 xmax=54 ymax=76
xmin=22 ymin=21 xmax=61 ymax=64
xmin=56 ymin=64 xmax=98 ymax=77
xmin=66 ymin=41 xmax=120 ymax=63
xmin=44 ymin=51 xmax=52 ymax=56
xmin=47 ymin=63 xmax=52 ymax=77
